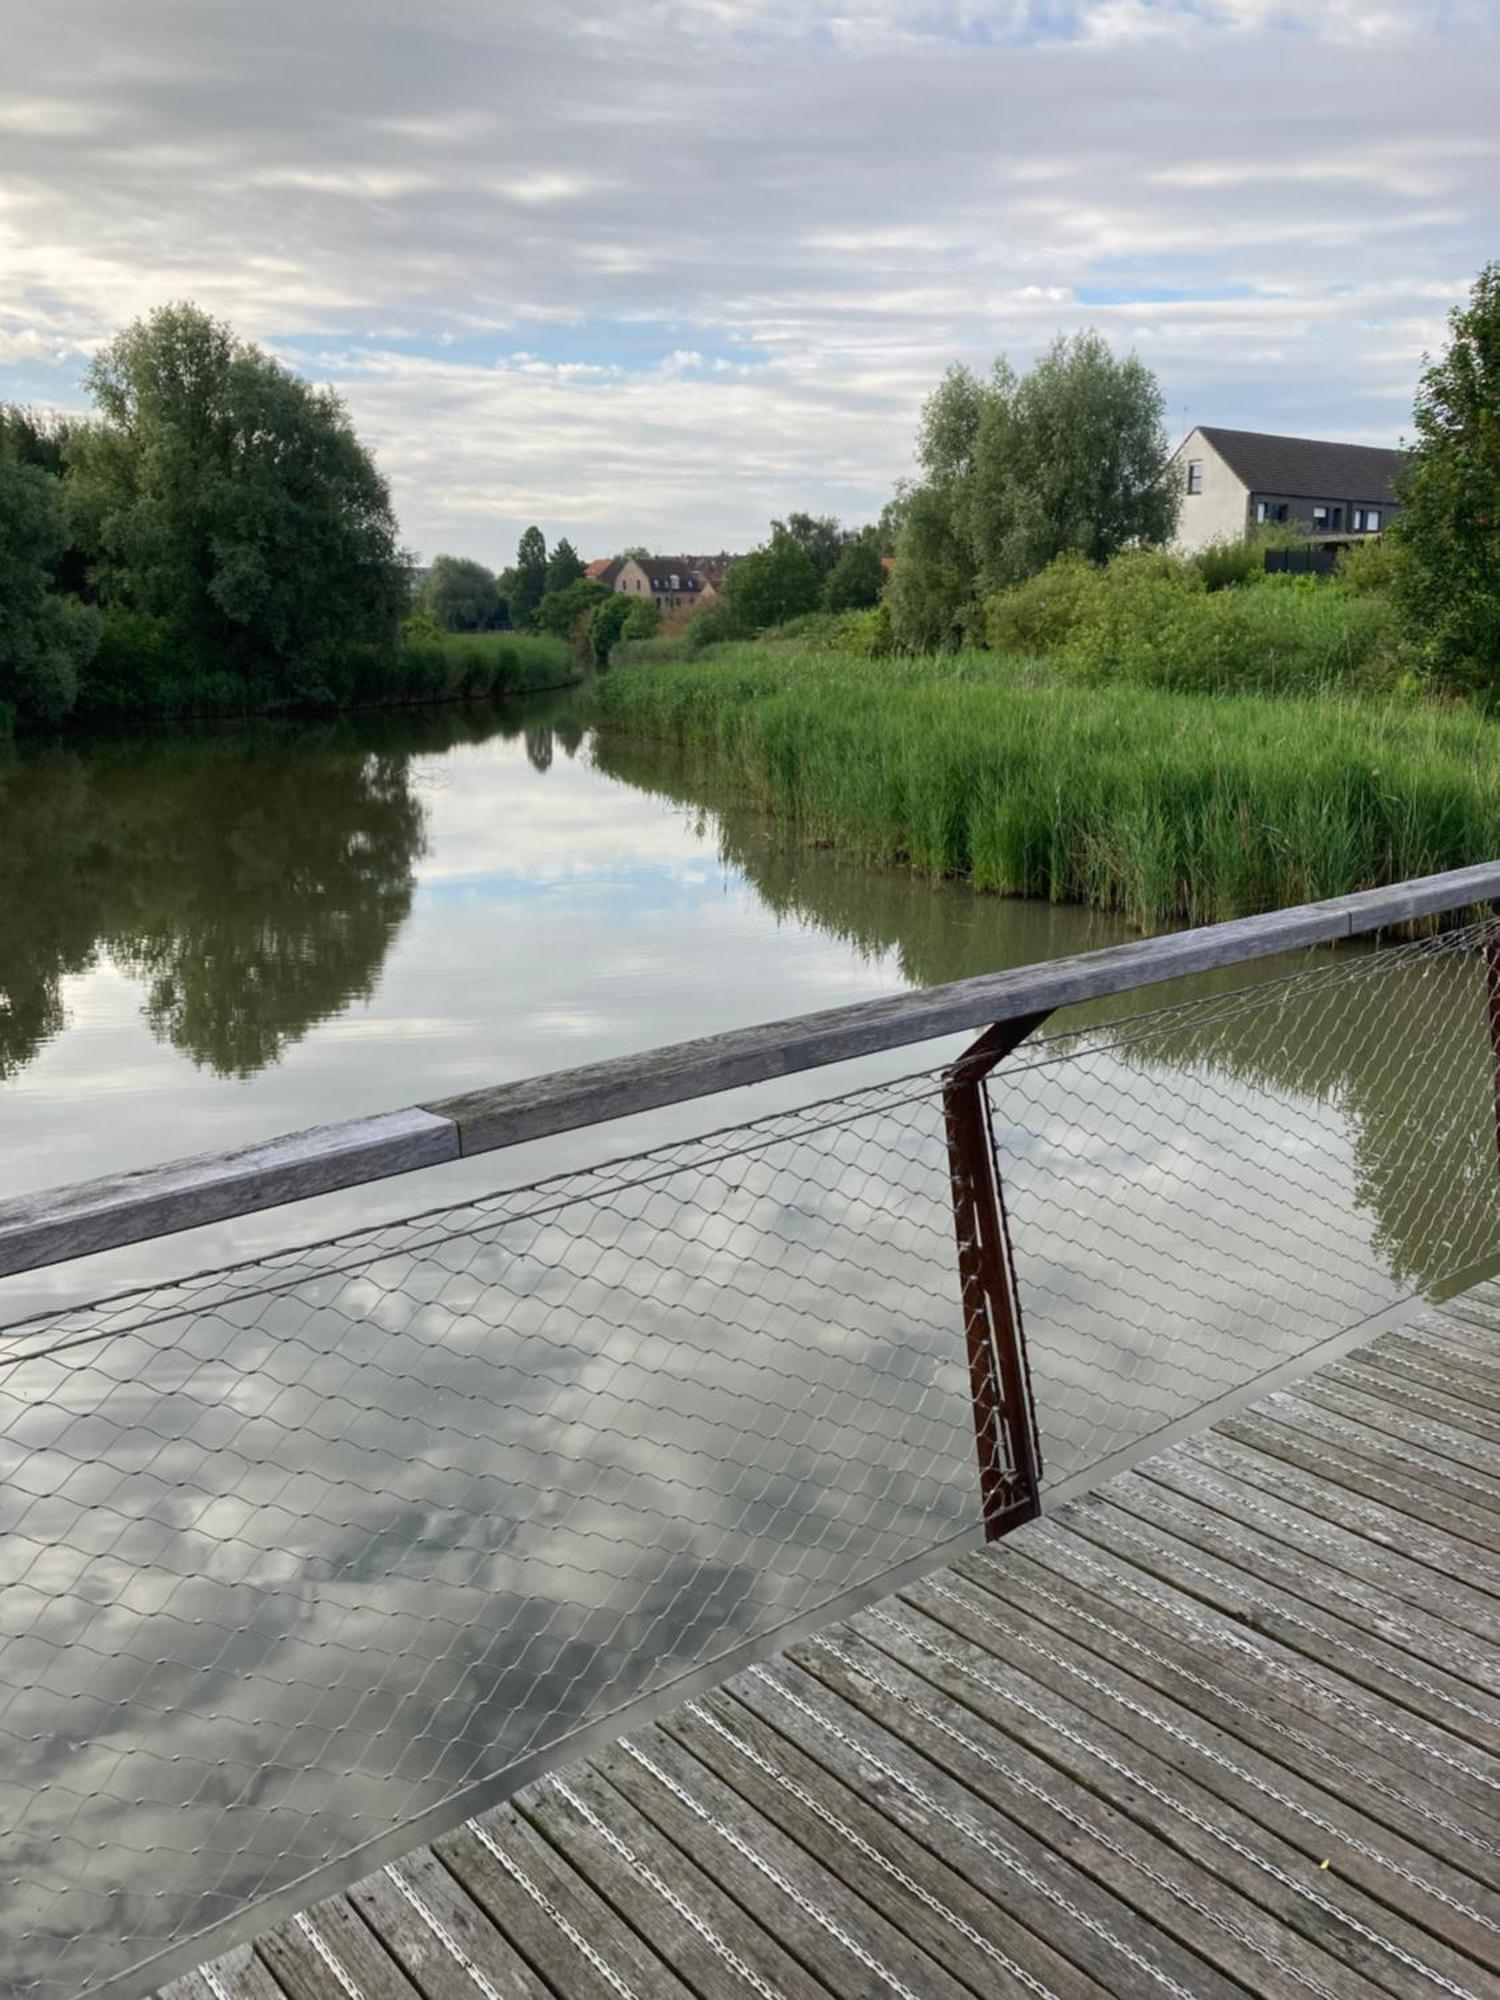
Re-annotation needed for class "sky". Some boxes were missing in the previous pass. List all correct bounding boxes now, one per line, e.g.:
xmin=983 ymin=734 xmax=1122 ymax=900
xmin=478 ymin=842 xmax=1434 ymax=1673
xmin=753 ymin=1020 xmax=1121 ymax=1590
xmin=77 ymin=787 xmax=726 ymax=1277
xmin=0 ymin=0 xmax=1495 ymax=565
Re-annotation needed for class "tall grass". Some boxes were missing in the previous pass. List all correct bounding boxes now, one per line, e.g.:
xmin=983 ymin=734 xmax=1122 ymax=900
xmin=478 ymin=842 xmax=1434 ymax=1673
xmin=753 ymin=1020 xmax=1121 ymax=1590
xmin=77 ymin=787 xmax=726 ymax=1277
xmin=75 ymin=617 xmax=580 ymax=724
xmin=394 ymin=630 xmax=578 ymax=702
xmin=590 ymin=644 xmax=1500 ymax=928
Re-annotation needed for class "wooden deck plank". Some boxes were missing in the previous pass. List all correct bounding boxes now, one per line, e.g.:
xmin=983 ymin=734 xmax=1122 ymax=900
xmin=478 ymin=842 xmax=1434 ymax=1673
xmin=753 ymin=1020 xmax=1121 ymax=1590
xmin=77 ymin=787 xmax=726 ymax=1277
xmin=735 ymin=1648 xmax=1379 ymax=2000
xmin=253 ymin=1900 xmax=420 ymax=2000
xmin=1105 ymin=1465 xmax=1500 ymax=1699
xmin=434 ymin=1806 xmax=700 ymax=2000
xmin=164 ymin=1285 xmax=1500 ymax=2000
xmin=1321 ymin=1353 xmax=1500 ymax=1452
xmin=1216 ymin=1408 xmax=1500 ymax=1558
xmin=344 ymin=1848 xmax=554 ymax=2000
xmin=1061 ymin=1489 xmax=1500 ymax=1752
xmin=1180 ymin=1430 xmax=1500 ymax=1607
xmin=592 ymin=1723 xmax=975 ymax=2000
xmin=965 ymin=1529 xmax=1500 ymax=1879
xmin=517 ymin=1761 xmax=834 ymax=2000
xmin=1150 ymin=1440 xmax=1500 ymax=1646
xmin=1258 ymin=1390 xmax=1500 ymax=1532
xmin=1376 ymin=1328 xmax=1500 ymax=1408
xmin=159 ymin=1944 xmax=290 ymax=2000
xmin=667 ymin=1679 xmax=1119 ymax=2000
xmin=791 ymin=1619 xmax=1406 ymax=2000
xmin=888 ymin=1574 xmax=1500 ymax=1994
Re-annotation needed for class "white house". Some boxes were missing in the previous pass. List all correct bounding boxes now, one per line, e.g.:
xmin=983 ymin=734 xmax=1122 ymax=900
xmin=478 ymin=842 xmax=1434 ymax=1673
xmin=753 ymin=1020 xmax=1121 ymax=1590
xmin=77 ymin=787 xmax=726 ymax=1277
xmin=1171 ymin=427 xmax=1405 ymax=555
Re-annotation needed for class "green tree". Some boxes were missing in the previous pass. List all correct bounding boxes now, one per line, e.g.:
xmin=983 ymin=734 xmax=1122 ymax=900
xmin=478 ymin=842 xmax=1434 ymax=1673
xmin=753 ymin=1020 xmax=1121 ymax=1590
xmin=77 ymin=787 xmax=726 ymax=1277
xmin=589 ymin=592 xmax=633 ymax=664
xmin=724 ymin=529 xmax=822 ymax=632
xmin=1395 ymin=262 xmax=1500 ymax=691
xmin=885 ymin=484 xmax=976 ymax=652
xmin=545 ymin=537 xmax=585 ymax=594
xmin=771 ymin=511 xmax=847 ymax=581
xmin=535 ymin=576 xmax=610 ymax=640
xmin=511 ymin=526 xmax=549 ymax=627
xmin=823 ymin=530 xmax=886 ymax=612
xmin=622 ymin=596 xmax=661 ymax=640
xmin=0 ymin=406 xmax=90 ymax=598
xmin=0 ymin=427 xmax=99 ymax=727
xmin=65 ymin=303 xmax=407 ymax=702
xmin=887 ymin=335 xmax=1177 ymax=648
xmin=420 ymin=555 xmax=500 ymax=632
xmin=971 ymin=333 xmax=1177 ymax=584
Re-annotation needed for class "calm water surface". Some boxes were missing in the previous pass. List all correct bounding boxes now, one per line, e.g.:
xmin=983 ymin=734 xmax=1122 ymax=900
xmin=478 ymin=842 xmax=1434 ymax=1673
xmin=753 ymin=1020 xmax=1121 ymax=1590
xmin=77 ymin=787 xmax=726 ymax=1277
xmin=0 ymin=692 xmax=1126 ymax=1204
xmin=2 ymin=693 xmax=1497 ymax=2000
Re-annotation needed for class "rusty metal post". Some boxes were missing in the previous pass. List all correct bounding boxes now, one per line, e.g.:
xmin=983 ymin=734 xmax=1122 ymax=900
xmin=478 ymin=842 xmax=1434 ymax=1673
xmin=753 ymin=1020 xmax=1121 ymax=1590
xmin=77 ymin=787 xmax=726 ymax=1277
xmin=943 ymin=1012 xmax=1048 ymax=1540
xmin=1486 ymin=932 xmax=1500 ymax=1164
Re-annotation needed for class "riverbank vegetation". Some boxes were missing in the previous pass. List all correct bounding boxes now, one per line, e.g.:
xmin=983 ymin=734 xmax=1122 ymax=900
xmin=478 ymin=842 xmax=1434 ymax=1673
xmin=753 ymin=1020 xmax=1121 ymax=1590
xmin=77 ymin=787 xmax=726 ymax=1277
xmin=595 ymin=265 xmax=1500 ymax=927
xmin=591 ymin=645 xmax=1500 ymax=927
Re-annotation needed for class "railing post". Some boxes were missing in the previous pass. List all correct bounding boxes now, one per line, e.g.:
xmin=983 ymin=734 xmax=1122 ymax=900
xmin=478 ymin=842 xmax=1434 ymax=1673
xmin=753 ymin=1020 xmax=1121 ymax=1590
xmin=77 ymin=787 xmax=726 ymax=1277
xmin=943 ymin=1013 xmax=1048 ymax=1540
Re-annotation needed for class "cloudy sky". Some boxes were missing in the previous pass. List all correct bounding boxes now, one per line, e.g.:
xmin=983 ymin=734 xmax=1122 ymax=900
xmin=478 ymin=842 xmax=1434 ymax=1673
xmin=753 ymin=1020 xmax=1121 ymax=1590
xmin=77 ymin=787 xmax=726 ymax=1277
xmin=0 ymin=0 xmax=1494 ymax=564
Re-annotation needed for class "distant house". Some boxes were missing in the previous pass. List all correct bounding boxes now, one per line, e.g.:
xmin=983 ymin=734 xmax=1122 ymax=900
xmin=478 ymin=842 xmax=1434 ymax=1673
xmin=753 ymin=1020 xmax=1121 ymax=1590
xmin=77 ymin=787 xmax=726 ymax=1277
xmin=613 ymin=557 xmax=725 ymax=612
xmin=584 ymin=557 xmax=623 ymax=584
xmin=1171 ymin=427 xmax=1405 ymax=555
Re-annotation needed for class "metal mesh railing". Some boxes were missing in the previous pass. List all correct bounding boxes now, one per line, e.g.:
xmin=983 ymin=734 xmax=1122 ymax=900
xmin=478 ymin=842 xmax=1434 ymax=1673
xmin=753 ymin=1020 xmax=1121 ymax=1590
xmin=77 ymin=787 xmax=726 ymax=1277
xmin=2 ymin=920 xmax=1499 ymax=1998
xmin=998 ymin=918 xmax=1500 ymax=1485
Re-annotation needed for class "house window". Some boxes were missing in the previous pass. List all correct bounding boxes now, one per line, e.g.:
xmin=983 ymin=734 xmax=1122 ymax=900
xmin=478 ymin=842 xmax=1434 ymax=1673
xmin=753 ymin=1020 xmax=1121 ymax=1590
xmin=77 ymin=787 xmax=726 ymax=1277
xmin=1186 ymin=459 xmax=1203 ymax=495
xmin=1257 ymin=501 xmax=1289 ymax=524
xmin=1354 ymin=507 xmax=1381 ymax=532
xmin=1312 ymin=505 xmax=1342 ymax=532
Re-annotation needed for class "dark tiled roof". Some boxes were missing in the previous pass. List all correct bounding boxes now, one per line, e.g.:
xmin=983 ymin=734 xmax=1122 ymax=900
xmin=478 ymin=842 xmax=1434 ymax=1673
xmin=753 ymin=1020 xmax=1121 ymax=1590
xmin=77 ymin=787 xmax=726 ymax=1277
xmin=635 ymin=558 xmax=707 ymax=591
xmin=1197 ymin=427 xmax=1406 ymax=505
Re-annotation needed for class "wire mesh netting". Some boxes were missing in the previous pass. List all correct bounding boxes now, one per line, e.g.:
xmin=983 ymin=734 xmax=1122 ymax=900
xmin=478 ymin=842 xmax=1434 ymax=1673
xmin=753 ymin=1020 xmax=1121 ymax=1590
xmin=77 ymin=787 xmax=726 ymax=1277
xmin=2 ymin=920 xmax=1499 ymax=1998
xmin=999 ymin=919 xmax=1500 ymax=1485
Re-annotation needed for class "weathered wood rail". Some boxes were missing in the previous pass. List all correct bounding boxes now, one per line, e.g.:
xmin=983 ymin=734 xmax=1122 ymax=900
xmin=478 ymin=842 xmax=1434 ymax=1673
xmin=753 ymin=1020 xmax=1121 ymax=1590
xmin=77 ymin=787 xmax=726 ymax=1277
xmin=163 ymin=1284 xmax=1500 ymax=2000
xmin=4 ymin=861 xmax=1500 ymax=1278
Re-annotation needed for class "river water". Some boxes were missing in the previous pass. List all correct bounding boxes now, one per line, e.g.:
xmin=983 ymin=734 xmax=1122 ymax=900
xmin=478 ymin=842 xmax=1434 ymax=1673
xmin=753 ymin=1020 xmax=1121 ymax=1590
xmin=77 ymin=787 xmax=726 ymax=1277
xmin=1 ymin=691 xmax=1497 ymax=1999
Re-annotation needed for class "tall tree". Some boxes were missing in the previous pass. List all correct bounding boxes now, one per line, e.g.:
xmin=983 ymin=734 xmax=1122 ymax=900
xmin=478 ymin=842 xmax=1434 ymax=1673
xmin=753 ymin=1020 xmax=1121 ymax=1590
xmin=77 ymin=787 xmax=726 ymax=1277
xmin=770 ymin=511 xmax=847 ymax=581
xmin=421 ymin=555 xmax=500 ymax=632
xmin=0 ymin=420 xmax=99 ymax=725
xmin=823 ymin=529 xmax=886 ymax=612
xmin=511 ymin=525 xmax=548 ymax=627
xmin=1395 ymin=261 xmax=1500 ymax=690
xmin=970 ymin=333 xmax=1177 ymax=585
xmin=723 ymin=528 xmax=822 ymax=631
xmin=545 ymin=537 xmax=585 ymax=593
xmin=887 ymin=335 xmax=1177 ymax=649
xmin=66 ymin=303 xmax=407 ymax=700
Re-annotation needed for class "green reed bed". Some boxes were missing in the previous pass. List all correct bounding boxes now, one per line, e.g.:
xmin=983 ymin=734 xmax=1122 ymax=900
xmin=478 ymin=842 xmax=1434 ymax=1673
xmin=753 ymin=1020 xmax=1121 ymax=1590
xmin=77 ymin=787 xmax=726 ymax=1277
xmin=396 ymin=630 xmax=578 ymax=702
xmin=590 ymin=644 xmax=1500 ymax=928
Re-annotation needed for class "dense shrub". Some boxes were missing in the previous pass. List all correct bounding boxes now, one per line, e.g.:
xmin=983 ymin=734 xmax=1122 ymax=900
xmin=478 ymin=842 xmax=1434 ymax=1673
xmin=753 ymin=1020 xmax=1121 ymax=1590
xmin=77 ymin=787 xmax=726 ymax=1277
xmin=982 ymin=550 xmax=1405 ymax=697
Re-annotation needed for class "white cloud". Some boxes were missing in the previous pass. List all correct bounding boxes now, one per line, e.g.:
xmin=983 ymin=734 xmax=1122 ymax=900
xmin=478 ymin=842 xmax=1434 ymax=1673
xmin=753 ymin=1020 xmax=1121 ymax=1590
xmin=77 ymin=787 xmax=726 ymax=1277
xmin=0 ymin=0 xmax=1494 ymax=558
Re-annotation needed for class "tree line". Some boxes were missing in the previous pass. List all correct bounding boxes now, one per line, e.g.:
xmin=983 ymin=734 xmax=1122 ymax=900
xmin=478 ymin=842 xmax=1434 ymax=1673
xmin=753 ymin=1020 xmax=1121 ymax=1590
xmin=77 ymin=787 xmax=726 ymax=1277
xmin=1 ymin=303 xmax=412 ymax=731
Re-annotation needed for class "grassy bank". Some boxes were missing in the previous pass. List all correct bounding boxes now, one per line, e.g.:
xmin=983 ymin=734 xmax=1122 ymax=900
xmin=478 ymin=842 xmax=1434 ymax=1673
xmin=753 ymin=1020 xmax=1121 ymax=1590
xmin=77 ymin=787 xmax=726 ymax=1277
xmin=590 ymin=644 xmax=1500 ymax=928
xmin=62 ymin=619 xmax=580 ymax=727
xmin=393 ymin=631 xmax=579 ymax=704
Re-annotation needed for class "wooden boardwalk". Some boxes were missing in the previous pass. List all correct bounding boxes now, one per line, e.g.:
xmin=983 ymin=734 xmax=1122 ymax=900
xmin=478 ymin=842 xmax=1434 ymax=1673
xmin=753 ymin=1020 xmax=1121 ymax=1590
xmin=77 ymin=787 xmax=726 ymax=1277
xmin=162 ymin=1287 xmax=1500 ymax=2000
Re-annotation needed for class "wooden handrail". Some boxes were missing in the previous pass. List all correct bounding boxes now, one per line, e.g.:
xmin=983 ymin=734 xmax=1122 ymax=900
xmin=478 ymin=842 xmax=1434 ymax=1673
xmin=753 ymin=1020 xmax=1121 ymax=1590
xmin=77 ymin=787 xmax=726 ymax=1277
xmin=2 ymin=861 xmax=1497 ymax=1280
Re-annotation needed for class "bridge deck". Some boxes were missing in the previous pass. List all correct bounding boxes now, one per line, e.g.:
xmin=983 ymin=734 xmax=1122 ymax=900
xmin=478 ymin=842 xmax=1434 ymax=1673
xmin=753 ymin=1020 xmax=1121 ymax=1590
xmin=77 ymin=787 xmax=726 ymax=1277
xmin=163 ymin=1288 xmax=1500 ymax=2000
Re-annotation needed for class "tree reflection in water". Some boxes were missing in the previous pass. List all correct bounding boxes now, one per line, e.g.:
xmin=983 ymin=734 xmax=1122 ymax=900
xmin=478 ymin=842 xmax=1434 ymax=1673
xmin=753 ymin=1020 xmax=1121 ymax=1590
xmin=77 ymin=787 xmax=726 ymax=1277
xmin=0 ymin=697 xmax=588 ymax=1084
